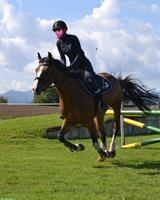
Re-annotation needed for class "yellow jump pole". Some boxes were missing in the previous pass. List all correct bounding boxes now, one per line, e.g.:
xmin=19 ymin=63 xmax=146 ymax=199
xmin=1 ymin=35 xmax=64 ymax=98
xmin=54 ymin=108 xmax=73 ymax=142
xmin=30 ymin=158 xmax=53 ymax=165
xmin=122 ymin=118 xmax=160 ymax=148
xmin=106 ymin=110 xmax=160 ymax=117
xmin=123 ymin=118 xmax=144 ymax=128
xmin=124 ymin=118 xmax=160 ymax=134
xmin=122 ymin=138 xmax=160 ymax=149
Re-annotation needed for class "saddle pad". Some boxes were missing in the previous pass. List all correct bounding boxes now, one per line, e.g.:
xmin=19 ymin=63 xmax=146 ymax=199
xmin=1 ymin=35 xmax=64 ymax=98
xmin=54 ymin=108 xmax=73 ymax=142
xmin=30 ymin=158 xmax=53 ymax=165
xmin=78 ymin=74 xmax=112 ymax=96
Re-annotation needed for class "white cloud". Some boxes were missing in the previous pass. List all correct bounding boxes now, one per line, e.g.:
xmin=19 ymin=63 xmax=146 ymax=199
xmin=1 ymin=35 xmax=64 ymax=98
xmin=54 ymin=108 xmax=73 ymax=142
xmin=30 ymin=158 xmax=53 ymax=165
xmin=72 ymin=1 xmax=160 ymax=87
xmin=24 ymin=60 xmax=38 ymax=75
xmin=92 ymin=0 xmax=119 ymax=19
xmin=0 ymin=50 xmax=7 ymax=65
xmin=0 ymin=65 xmax=33 ymax=92
xmin=0 ymin=79 xmax=30 ymax=92
xmin=0 ymin=0 xmax=160 ymax=93
xmin=149 ymin=3 xmax=160 ymax=15
xmin=0 ymin=0 xmax=19 ymax=31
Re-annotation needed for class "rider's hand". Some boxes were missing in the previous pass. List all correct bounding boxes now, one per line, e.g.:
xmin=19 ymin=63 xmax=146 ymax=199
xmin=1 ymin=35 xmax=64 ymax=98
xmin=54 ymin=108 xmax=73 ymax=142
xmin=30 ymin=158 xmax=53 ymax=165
xmin=67 ymin=66 xmax=76 ymax=73
xmin=67 ymin=66 xmax=72 ymax=71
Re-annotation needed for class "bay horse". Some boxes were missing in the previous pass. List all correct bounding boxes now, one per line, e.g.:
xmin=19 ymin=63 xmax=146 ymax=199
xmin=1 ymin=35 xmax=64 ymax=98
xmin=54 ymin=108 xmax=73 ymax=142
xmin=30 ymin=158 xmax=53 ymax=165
xmin=32 ymin=52 xmax=158 ymax=161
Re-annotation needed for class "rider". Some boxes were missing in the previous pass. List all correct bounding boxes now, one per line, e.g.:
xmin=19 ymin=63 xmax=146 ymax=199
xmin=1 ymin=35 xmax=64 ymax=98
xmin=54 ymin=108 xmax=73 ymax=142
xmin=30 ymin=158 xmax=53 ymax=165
xmin=52 ymin=20 xmax=101 ymax=95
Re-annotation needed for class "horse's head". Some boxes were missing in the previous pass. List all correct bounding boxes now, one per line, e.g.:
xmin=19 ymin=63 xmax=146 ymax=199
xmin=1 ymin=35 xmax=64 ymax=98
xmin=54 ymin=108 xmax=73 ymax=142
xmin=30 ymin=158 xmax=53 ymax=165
xmin=32 ymin=52 xmax=56 ymax=95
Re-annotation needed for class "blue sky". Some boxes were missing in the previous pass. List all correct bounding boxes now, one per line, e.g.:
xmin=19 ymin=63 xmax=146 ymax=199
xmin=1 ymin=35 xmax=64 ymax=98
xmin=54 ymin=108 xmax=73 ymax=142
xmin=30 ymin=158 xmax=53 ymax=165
xmin=0 ymin=0 xmax=160 ymax=93
xmin=8 ymin=0 xmax=160 ymax=25
xmin=8 ymin=0 xmax=101 ymax=20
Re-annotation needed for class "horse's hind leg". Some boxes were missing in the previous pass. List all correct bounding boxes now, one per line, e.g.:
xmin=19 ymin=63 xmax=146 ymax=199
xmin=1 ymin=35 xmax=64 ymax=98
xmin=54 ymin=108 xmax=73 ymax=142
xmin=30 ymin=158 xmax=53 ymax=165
xmin=109 ymin=101 xmax=121 ymax=158
xmin=58 ymin=119 xmax=85 ymax=152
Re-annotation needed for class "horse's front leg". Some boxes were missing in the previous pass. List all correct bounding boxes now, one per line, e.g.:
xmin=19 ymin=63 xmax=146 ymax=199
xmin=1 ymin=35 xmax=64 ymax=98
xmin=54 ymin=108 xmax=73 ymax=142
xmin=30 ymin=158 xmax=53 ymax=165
xmin=58 ymin=119 xmax=85 ymax=152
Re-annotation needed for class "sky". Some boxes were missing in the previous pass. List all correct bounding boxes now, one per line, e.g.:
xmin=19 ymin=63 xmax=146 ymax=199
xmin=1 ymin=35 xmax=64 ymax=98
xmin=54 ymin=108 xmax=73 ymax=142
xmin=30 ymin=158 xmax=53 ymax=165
xmin=0 ymin=0 xmax=160 ymax=93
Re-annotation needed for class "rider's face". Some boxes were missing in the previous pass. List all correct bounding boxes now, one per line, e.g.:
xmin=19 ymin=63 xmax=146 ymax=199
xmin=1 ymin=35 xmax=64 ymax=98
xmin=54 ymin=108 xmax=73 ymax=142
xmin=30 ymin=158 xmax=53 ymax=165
xmin=55 ymin=29 xmax=66 ymax=39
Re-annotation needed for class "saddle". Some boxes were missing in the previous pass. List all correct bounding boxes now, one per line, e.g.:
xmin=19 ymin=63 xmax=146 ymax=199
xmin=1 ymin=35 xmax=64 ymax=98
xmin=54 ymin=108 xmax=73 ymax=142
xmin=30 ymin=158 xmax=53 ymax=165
xmin=78 ymin=74 xmax=112 ymax=96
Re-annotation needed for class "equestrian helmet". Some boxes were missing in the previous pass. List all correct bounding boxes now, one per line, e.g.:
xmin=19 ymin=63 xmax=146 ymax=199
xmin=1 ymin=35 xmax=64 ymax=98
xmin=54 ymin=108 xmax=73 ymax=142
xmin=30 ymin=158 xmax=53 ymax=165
xmin=52 ymin=20 xmax=68 ymax=31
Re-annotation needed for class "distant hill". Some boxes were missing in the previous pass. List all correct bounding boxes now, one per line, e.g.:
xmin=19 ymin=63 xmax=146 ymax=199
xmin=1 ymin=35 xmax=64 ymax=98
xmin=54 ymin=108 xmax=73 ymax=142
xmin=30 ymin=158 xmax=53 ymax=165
xmin=0 ymin=90 xmax=33 ymax=103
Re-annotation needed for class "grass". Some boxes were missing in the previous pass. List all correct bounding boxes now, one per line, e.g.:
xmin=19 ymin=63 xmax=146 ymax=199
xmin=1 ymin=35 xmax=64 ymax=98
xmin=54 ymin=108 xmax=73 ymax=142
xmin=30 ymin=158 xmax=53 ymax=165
xmin=0 ymin=115 xmax=160 ymax=200
xmin=0 ymin=114 xmax=61 ymax=140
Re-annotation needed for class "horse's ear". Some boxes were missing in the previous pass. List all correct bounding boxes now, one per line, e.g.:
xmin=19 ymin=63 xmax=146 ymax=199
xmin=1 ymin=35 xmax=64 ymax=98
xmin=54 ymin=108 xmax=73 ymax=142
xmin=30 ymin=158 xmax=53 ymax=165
xmin=48 ymin=52 xmax=53 ymax=60
xmin=37 ymin=52 xmax=41 ymax=60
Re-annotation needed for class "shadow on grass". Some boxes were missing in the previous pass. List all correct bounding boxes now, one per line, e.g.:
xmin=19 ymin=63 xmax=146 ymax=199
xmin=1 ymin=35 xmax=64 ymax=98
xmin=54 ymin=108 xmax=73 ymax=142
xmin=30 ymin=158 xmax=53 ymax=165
xmin=112 ymin=160 xmax=160 ymax=170
xmin=93 ymin=160 xmax=160 ymax=175
xmin=92 ymin=165 xmax=111 ymax=169
xmin=139 ymin=172 xmax=160 ymax=176
xmin=142 ymin=147 xmax=160 ymax=150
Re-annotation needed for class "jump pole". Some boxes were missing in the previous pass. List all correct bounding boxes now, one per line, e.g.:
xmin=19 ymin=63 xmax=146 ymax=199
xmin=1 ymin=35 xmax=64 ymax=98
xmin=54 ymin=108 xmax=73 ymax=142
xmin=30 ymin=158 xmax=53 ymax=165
xmin=122 ymin=138 xmax=160 ymax=148
xmin=123 ymin=118 xmax=160 ymax=134
xmin=106 ymin=110 xmax=160 ymax=117
xmin=122 ymin=117 xmax=160 ymax=148
xmin=105 ymin=110 xmax=160 ymax=147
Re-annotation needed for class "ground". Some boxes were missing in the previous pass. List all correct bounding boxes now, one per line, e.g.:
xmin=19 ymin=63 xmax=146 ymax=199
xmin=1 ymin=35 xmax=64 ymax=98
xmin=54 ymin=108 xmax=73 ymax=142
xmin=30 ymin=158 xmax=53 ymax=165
xmin=0 ymin=105 xmax=59 ymax=118
xmin=0 ymin=114 xmax=160 ymax=200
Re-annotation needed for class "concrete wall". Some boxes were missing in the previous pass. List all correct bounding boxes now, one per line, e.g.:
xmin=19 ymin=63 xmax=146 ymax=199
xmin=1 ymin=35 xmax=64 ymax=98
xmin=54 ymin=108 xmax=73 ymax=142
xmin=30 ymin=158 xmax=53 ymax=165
xmin=45 ymin=116 xmax=160 ymax=139
xmin=1 ymin=104 xmax=159 ymax=139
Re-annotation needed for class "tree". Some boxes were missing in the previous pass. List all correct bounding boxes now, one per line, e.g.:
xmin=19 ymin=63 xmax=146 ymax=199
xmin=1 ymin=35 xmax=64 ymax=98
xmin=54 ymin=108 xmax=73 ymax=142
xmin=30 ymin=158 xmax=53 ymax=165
xmin=0 ymin=96 xmax=8 ymax=103
xmin=33 ymin=86 xmax=59 ymax=103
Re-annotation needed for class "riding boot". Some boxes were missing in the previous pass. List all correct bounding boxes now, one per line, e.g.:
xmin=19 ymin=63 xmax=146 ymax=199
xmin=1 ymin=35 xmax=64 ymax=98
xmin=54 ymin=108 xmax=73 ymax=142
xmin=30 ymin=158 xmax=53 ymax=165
xmin=91 ymin=78 xmax=106 ymax=111
xmin=90 ymin=78 xmax=101 ymax=95
xmin=90 ymin=78 xmax=108 ymax=111
xmin=84 ymin=71 xmax=108 ymax=111
xmin=95 ymin=94 xmax=108 ymax=111
xmin=92 ymin=79 xmax=101 ymax=95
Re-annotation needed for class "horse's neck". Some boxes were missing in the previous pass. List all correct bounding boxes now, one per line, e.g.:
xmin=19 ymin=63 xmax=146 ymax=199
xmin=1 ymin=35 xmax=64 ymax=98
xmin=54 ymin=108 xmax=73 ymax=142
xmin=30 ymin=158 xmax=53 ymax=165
xmin=54 ymin=69 xmax=88 ymax=108
xmin=53 ymin=69 xmax=72 ymax=105
xmin=54 ymin=81 xmax=68 ymax=100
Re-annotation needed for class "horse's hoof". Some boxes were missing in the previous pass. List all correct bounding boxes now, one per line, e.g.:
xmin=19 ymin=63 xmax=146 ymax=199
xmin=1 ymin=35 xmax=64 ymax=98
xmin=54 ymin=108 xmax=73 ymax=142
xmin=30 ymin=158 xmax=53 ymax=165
xmin=75 ymin=144 xmax=85 ymax=151
xmin=108 ymin=151 xmax=116 ymax=158
xmin=98 ymin=149 xmax=109 ymax=161
xmin=97 ymin=155 xmax=106 ymax=162
xmin=69 ymin=148 xmax=75 ymax=152
xmin=78 ymin=144 xmax=85 ymax=151
xmin=69 ymin=144 xmax=85 ymax=152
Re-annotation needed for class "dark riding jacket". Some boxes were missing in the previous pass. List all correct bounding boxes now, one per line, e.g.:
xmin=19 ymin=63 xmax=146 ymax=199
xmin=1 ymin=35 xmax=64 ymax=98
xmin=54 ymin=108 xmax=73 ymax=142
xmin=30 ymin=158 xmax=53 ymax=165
xmin=56 ymin=33 xmax=94 ymax=73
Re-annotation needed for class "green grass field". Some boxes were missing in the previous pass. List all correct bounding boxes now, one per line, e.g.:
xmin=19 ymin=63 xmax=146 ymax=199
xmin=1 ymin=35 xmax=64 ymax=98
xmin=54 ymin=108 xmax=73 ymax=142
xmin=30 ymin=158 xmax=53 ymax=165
xmin=0 ymin=114 xmax=160 ymax=200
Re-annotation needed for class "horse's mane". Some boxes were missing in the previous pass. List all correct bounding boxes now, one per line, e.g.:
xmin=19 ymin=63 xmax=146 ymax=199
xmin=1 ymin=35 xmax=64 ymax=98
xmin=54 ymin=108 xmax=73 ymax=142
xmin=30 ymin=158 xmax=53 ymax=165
xmin=52 ymin=58 xmax=67 ymax=72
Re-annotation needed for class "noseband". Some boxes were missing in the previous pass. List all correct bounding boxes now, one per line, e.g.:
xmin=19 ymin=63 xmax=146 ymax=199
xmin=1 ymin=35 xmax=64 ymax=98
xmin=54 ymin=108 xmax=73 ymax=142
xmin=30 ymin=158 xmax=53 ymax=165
xmin=34 ymin=77 xmax=41 ymax=81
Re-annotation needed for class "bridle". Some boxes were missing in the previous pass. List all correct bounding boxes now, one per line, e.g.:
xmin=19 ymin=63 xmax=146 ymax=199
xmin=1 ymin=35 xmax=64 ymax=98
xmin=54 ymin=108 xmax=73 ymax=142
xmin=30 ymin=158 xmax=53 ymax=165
xmin=35 ymin=62 xmax=51 ymax=83
xmin=34 ymin=77 xmax=41 ymax=81
xmin=35 ymin=61 xmax=68 ymax=86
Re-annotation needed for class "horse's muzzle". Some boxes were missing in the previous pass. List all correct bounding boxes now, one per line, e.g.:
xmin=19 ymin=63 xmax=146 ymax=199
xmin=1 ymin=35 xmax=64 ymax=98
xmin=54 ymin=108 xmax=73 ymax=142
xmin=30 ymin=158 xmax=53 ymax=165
xmin=32 ymin=86 xmax=40 ymax=95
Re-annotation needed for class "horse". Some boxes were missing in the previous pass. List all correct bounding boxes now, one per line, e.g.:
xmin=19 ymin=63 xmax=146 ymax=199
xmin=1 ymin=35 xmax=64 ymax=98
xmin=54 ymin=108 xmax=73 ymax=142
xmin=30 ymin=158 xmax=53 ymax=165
xmin=32 ymin=52 xmax=158 ymax=161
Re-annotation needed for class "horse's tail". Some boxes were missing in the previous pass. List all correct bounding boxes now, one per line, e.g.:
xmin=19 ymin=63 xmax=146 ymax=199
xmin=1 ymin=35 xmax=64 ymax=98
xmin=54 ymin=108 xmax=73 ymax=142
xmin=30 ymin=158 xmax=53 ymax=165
xmin=118 ymin=75 xmax=159 ymax=111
